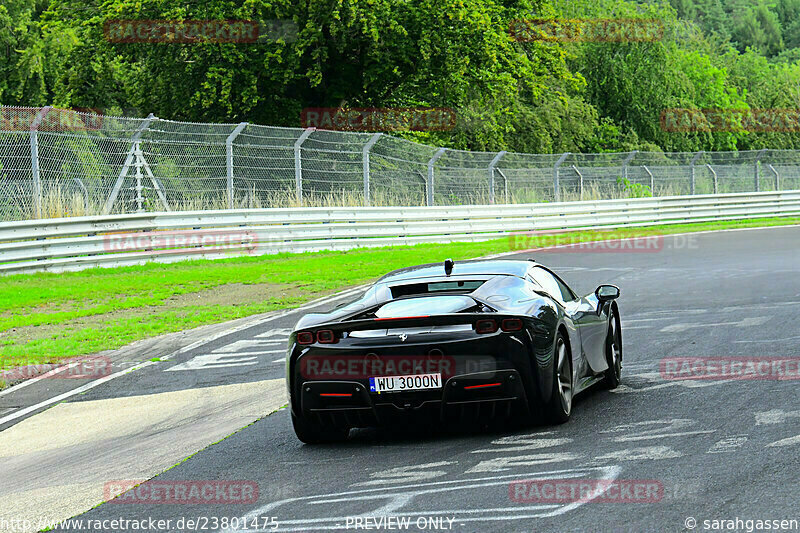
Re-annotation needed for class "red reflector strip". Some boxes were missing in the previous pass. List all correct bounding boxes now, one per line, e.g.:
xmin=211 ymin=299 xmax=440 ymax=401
xmin=319 ymin=393 xmax=353 ymax=397
xmin=374 ymin=315 xmax=430 ymax=321
xmin=463 ymin=382 xmax=502 ymax=390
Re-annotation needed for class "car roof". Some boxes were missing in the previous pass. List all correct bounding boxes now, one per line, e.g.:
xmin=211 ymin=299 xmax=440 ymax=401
xmin=377 ymin=259 xmax=534 ymax=283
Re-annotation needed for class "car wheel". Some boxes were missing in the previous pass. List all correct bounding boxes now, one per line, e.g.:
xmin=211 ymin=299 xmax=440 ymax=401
xmin=291 ymin=411 xmax=350 ymax=444
xmin=544 ymin=332 xmax=573 ymax=424
xmin=603 ymin=310 xmax=622 ymax=389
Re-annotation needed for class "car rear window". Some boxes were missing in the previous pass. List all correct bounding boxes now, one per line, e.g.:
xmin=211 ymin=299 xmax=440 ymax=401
xmin=374 ymin=295 xmax=477 ymax=318
xmin=390 ymin=280 xmax=484 ymax=298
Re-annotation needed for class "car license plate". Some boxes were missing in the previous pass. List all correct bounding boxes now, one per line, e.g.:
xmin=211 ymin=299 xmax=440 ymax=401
xmin=369 ymin=373 xmax=442 ymax=393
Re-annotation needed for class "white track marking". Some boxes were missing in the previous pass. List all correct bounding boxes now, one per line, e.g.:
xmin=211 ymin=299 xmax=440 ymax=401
xmin=0 ymin=362 xmax=156 ymax=426
xmin=766 ymin=435 xmax=800 ymax=447
xmin=612 ymin=430 xmax=715 ymax=442
xmin=471 ymin=434 xmax=571 ymax=453
xmin=354 ymin=461 xmax=456 ymax=487
xmin=593 ymin=446 xmax=683 ymax=462
xmin=601 ymin=419 xmax=715 ymax=442
xmin=219 ymin=466 xmax=621 ymax=532
xmin=707 ymin=436 xmax=748 ymax=453
xmin=660 ymin=316 xmax=769 ymax=333
xmin=755 ymin=409 xmax=800 ymax=425
xmin=255 ymin=328 xmax=294 ymax=339
xmin=465 ymin=453 xmax=582 ymax=473
xmin=213 ymin=340 xmax=285 ymax=353
xmin=166 ymin=353 xmax=259 ymax=371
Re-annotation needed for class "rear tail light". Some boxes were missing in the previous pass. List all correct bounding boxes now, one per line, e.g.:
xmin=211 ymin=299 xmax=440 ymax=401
xmin=464 ymin=382 xmax=502 ymax=390
xmin=475 ymin=319 xmax=498 ymax=334
xmin=297 ymin=331 xmax=314 ymax=344
xmin=317 ymin=329 xmax=337 ymax=344
xmin=501 ymin=318 xmax=523 ymax=331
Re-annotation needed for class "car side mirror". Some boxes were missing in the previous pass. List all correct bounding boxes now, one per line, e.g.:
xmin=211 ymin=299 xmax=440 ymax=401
xmin=595 ymin=284 xmax=620 ymax=301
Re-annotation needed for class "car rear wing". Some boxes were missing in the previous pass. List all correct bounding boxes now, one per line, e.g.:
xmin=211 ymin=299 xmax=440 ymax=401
xmin=292 ymin=313 xmax=549 ymax=343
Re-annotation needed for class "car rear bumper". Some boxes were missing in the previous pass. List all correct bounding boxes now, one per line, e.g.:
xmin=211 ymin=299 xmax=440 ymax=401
xmin=297 ymin=369 xmax=530 ymax=428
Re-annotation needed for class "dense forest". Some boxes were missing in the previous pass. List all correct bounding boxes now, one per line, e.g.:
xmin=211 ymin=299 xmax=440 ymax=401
xmin=2 ymin=0 xmax=800 ymax=153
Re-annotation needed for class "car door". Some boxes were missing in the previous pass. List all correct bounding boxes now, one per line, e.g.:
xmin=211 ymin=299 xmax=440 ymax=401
xmin=530 ymin=266 xmax=608 ymax=374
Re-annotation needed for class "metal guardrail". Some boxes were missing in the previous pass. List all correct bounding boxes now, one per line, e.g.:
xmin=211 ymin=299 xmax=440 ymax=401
xmin=1 ymin=190 xmax=799 ymax=274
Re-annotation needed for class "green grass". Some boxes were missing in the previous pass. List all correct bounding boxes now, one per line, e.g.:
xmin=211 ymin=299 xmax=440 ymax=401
xmin=1 ymin=216 xmax=798 ymax=370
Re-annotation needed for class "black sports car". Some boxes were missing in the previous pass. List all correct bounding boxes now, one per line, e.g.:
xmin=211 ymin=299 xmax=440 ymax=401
xmin=286 ymin=259 xmax=622 ymax=443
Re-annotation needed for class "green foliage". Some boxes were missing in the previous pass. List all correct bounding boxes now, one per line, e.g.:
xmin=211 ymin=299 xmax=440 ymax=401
xmin=616 ymin=176 xmax=653 ymax=198
xmin=4 ymin=0 xmax=800 ymax=154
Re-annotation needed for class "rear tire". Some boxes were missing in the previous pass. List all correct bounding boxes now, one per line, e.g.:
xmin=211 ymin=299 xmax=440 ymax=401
xmin=603 ymin=310 xmax=622 ymax=390
xmin=543 ymin=331 xmax=573 ymax=424
xmin=291 ymin=411 xmax=350 ymax=444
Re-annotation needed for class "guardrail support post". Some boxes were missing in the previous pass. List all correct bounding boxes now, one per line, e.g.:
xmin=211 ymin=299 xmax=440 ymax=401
xmin=706 ymin=164 xmax=718 ymax=194
xmin=104 ymin=113 xmax=156 ymax=214
xmin=553 ymin=152 xmax=570 ymax=202
xmin=755 ymin=149 xmax=767 ymax=192
xmin=622 ymin=150 xmax=638 ymax=182
xmin=362 ymin=133 xmax=382 ymax=206
xmin=294 ymin=127 xmax=315 ymax=206
xmin=690 ymin=151 xmax=704 ymax=195
xmin=572 ymin=165 xmax=583 ymax=200
xmin=30 ymin=106 xmax=51 ymax=219
xmin=488 ymin=151 xmax=507 ymax=204
xmin=642 ymin=165 xmax=654 ymax=194
xmin=768 ymin=164 xmax=779 ymax=190
xmin=226 ymin=122 xmax=248 ymax=209
xmin=427 ymin=147 xmax=447 ymax=206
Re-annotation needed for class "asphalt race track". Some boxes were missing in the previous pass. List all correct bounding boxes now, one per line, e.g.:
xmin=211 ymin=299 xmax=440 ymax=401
xmin=4 ymin=226 xmax=800 ymax=533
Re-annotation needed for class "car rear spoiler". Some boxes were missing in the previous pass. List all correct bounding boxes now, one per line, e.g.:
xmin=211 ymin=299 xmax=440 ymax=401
xmin=295 ymin=313 xmax=548 ymax=336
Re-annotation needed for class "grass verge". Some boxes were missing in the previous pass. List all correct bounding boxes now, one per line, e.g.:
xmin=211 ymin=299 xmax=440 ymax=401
xmin=1 ymin=216 xmax=798 ymax=370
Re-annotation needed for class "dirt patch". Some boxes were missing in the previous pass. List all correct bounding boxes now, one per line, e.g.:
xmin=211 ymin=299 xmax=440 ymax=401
xmin=0 ymin=282 xmax=315 ymax=360
xmin=159 ymin=282 xmax=308 ymax=308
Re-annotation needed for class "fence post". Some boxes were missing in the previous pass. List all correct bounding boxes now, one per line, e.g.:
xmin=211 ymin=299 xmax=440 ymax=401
xmin=427 ymin=147 xmax=447 ymax=206
xmin=690 ymin=151 xmax=703 ymax=195
xmin=768 ymin=164 xmax=779 ymax=190
xmin=362 ymin=133 xmax=382 ymax=206
xmin=226 ymin=122 xmax=247 ymax=209
xmin=134 ymin=141 xmax=144 ymax=212
xmin=104 ymin=113 xmax=156 ymax=214
xmin=642 ymin=165 xmax=654 ymax=194
xmin=754 ymin=149 xmax=767 ymax=192
xmin=496 ymin=169 xmax=510 ymax=203
xmin=293 ymin=127 xmax=315 ymax=206
xmin=29 ymin=106 xmax=51 ymax=218
xmin=572 ymin=165 xmax=583 ymax=200
xmin=622 ymin=150 xmax=638 ymax=182
xmin=706 ymin=164 xmax=718 ymax=194
xmin=488 ymin=151 xmax=507 ymax=204
xmin=553 ymin=152 xmax=570 ymax=202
